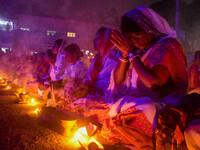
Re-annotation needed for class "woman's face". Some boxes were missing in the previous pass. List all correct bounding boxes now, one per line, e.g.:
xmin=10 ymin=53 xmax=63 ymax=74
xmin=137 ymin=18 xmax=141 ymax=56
xmin=93 ymin=33 xmax=104 ymax=52
xmin=125 ymin=31 xmax=153 ymax=49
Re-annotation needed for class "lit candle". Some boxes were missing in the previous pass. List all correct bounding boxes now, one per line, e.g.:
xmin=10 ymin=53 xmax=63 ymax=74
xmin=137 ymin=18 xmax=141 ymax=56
xmin=33 ymin=108 xmax=39 ymax=114
xmin=6 ymin=85 xmax=11 ymax=90
xmin=31 ymin=98 xmax=34 ymax=104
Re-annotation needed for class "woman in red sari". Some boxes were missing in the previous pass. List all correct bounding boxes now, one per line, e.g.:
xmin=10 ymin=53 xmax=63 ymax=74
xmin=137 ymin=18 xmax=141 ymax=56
xmin=101 ymin=6 xmax=188 ymax=150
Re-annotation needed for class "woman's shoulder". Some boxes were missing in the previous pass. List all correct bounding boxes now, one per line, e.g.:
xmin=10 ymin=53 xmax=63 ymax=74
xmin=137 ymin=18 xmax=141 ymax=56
xmin=157 ymin=37 xmax=182 ymax=47
xmin=151 ymin=37 xmax=183 ymax=55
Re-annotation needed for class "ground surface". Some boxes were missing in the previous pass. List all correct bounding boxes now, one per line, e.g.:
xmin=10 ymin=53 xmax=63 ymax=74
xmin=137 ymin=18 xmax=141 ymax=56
xmin=0 ymin=87 xmax=130 ymax=150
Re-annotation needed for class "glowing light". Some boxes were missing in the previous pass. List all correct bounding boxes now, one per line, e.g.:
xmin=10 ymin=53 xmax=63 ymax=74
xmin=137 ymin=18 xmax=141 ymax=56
xmin=33 ymin=108 xmax=39 ymax=114
xmin=20 ymin=27 xmax=30 ymax=31
xmin=85 ymin=50 xmax=89 ymax=55
xmin=90 ymin=53 xmax=93 ymax=55
xmin=78 ymin=127 xmax=88 ymax=136
xmin=72 ymin=127 xmax=103 ymax=149
xmin=28 ymin=98 xmax=38 ymax=106
xmin=90 ymin=137 xmax=104 ymax=149
xmin=6 ymin=85 xmax=11 ymax=89
xmin=74 ymin=131 xmax=90 ymax=143
xmin=67 ymin=32 xmax=76 ymax=37
xmin=31 ymin=98 xmax=34 ymax=103
xmin=0 ymin=20 xmax=9 ymax=25
xmin=16 ymin=88 xmax=23 ymax=94
xmin=0 ymin=77 xmax=2 ymax=79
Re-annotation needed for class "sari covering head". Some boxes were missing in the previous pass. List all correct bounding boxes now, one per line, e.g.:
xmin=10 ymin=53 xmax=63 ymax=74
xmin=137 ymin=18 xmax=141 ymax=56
xmin=89 ymin=27 xmax=114 ymax=87
xmin=122 ymin=6 xmax=188 ymax=95
xmin=123 ymin=6 xmax=176 ymax=38
xmin=101 ymin=7 xmax=189 ymax=149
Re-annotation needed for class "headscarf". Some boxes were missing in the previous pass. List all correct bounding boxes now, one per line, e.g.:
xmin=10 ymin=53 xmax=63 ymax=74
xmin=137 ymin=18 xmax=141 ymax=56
xmin=123 ymin=6 xmax=176 ymax=38
xmin=89 ymin=28 xmax=113 ymax=86
xmin=123 ymin=6 xmax=188 ymax=95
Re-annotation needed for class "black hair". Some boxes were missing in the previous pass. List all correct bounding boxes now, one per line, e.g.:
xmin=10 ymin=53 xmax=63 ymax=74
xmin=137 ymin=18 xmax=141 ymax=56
xmin=46 ymin=49 xmax=56 ymax=61
xmin=96 ymin=27 xmax=111 ymax=36
xmin=64 ymin=43 xmax=83 ymax=58
xmin=55 ymin=39 xmax=64 ymax=47
xmin=121 ymin=17 xmax=144 ymax=34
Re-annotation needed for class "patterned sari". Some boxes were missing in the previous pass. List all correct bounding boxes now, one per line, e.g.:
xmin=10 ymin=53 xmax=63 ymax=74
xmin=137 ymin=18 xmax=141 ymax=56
xmin=100 ymin=6 xmax=188 ymax=150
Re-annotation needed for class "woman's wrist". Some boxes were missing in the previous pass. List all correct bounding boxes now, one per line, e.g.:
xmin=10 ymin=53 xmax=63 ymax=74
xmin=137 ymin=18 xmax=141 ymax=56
xmin=129 ymin=55 xmax=140 ymax=64
xmin=119 ymin=52 xmax=129 ymax=63
xmin=121 ymin=52 xmax=129 ymax=59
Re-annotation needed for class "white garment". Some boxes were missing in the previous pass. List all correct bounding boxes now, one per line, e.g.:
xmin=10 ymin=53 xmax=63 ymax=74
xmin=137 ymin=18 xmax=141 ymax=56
xmin=62 ymin=60 xmax=87 ymax=80
xmin=50 ymin=52 xmax=68 ymax=81
xmin=84 ymin=50 xmax=119 ymax=90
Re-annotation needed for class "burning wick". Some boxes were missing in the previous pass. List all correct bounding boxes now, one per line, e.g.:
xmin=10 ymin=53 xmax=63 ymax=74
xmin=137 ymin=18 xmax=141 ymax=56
xmin=34 ymin=108 xmax=39 ymax=114
xmin=6 ymin=86 xmax=11 ymax=89
xmin=73 ymin=127 xmax=104 ymax=149
xmin=28 ymin=98 xmax=38 ymax=106
xmin=31 ymin=98 xmax=35 ymax=104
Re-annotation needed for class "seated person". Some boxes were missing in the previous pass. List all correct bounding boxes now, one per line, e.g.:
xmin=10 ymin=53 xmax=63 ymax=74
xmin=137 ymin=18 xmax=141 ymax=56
xmin=50 ymin=39 xmax=68 ymax=83
xmin=62 ymin=43 xmax=87 ymax=106
xmin=72 ymin=27 xmax=119 ymax=118
xmin=83 ymin=27 xmax=119 ymax=96
xmin=77 ymin=6 xmax=188 ymax=149
xmin=27 ymin=52 xmax=50 ymax=95
xmin=41 ymin=49 xmax=57 ymax=101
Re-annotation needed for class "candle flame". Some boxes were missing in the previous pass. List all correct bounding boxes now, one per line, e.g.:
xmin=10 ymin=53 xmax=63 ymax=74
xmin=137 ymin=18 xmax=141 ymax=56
xmin=78 ymin=127 xmax=88 ymax=136
xmin=33 ymin=108 xmax=39 ymax=114
xmin=31 ymin=98 xmax=34 ymax=103
xmin=72 ymin=127 xmax=103 ymax=149
xmin=6 ymin=86 xmax=11 ymax=89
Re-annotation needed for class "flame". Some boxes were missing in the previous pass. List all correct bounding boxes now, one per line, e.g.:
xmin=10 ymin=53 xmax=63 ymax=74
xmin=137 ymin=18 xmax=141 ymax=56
xmin=31 ymin=98 xmax=34 ymax=103
xmin=28 ymin=98 xmax=38 ymax=106
xmin=74 ymin=130 xmax=90 ymax=143
xmin=33 ymin=108 xmax=39 ymax=114
xmin=0 ymin=76 xmax=2 ymax=79
xmin=72 ymin=126 xmax=103 ymax=149
xmin=6 ymin=85 xmax=11 ymax=89
xmin=78 ymin=127 xmax=88 ymax=136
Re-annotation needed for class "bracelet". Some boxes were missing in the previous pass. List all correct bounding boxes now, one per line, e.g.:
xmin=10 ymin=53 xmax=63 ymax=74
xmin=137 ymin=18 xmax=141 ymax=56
xmin=119 ymin=56 xmax=129 ymax=63
xmin=129 ymin=55 xmax=140 ymax=63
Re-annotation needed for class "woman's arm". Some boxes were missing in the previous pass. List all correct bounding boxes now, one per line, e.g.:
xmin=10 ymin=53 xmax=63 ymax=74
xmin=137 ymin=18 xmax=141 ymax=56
xmin=114 ymin=57 xmax=129 ymax=84
xmin=111 ymin=30 xmax=170 ymax=88
xmin=111 ymin=30 xmax=133 ymax=85
xmin=131 ymin=57 xmax=170 ymax=88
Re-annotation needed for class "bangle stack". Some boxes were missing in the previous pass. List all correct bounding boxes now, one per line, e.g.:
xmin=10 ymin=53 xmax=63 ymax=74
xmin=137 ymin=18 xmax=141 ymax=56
xmin=129 ymin=55 xmax=140 ymax=64
xmin=119 ymin=53 xmax=140 ymax=64
xmin=119 ymin=54 xmax=129 ymax=63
